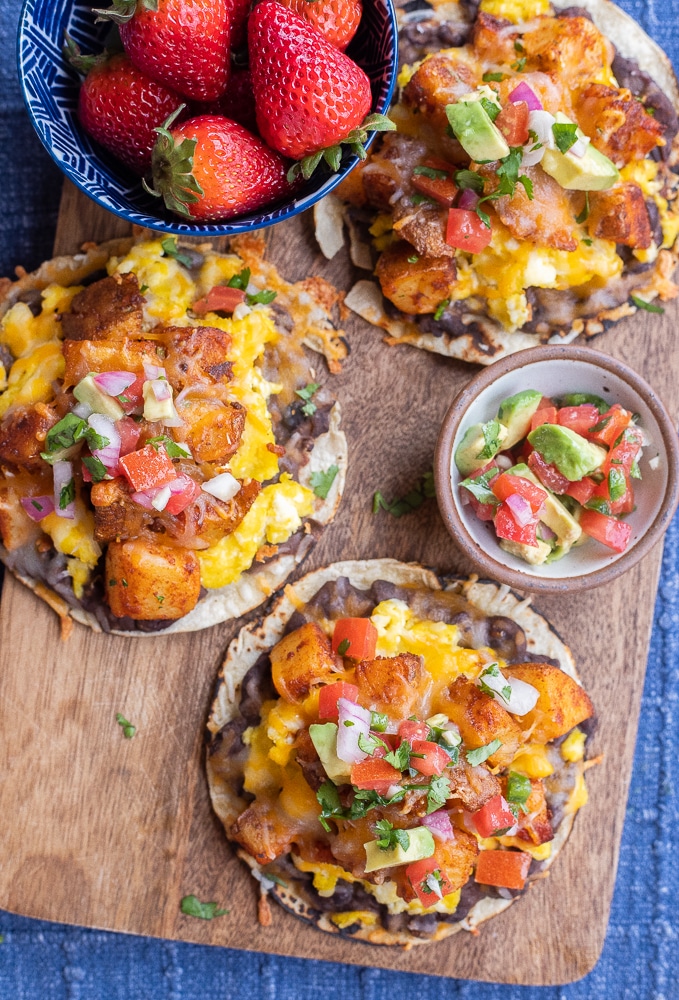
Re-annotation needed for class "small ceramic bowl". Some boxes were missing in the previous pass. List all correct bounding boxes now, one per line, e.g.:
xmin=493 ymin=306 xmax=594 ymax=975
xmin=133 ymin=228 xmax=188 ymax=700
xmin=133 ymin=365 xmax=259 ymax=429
xmin=17 ymin=0 xmax=397 ymax=236
xmin=434 ymin=346 xmax=679 ymax=593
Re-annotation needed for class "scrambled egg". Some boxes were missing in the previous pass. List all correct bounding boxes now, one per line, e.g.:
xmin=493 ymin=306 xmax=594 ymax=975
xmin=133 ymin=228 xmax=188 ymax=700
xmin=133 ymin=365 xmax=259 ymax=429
xmin=0 ymin=240 xmax=316 ymax=593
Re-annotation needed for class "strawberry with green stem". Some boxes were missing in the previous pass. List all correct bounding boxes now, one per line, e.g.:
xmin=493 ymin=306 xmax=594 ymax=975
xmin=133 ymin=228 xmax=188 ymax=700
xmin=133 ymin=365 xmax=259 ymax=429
xmin=248 ymin=1 xmax=394 ymax=181
xmin=94 ymin=0 xmax=232 ymax=102
xmin=145 ymin=106 xmax=297 ymax=220
xmin=275 ymin=0 xmax=362 ymax=51
xmin=64 ymin=35 xmax=184 ymax=173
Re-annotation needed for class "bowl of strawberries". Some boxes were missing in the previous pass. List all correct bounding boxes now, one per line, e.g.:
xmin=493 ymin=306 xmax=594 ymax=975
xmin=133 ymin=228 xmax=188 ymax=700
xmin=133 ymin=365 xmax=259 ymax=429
xmin=18 ymin=0 xmax=398 ymax=234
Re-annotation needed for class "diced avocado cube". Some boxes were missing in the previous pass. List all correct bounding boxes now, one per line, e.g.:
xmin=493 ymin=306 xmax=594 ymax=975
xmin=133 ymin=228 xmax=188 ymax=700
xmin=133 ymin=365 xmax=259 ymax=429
xmin=446 ymin=101 xmax=510 ymax=163
xmin=73 ymin=375 xmax=124 ymax=421
xmin=143 ymin=379 xmax=176 ymax=422
xmin=527 ymin=425 xmax=607 ymax=481
xmin=309 ymin=723 xmax=351 ymax=783
xmin=541 ymin=116 xmax=618 ymax=192
xmin=500 ymin=537 xmax=552 ymax=566
xmin=507 ymin=462 xmax=582 ymax=552
xmin=364 ymin=827 xmax=435 ymax=873
xmin=455 ymin=419 xmax=508 ymax=476
xmin=498 ymin=390 xmax=542 ymax=449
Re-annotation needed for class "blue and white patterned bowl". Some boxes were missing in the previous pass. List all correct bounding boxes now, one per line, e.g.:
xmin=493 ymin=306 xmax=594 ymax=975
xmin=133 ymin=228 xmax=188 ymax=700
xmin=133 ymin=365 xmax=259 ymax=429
xmin=17 ymin=0 xmax=398 ymax=236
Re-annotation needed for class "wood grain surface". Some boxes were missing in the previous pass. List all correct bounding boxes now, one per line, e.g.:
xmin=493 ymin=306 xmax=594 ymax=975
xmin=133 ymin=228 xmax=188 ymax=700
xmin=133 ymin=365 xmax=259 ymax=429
xmin=0 ymin=179 xmax=675 ymax=984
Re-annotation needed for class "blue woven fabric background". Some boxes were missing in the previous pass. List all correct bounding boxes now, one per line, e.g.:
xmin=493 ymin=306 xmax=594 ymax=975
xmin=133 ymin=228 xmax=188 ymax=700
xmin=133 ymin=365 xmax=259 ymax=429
xmin=0 ymin=1 xmax=677 ymax=995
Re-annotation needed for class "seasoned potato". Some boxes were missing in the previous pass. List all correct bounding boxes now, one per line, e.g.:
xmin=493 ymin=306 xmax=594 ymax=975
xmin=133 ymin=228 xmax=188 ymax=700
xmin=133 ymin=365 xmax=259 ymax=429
xmin=61 ymin=273 xmax=145 ymax=341
xmin=230 ymin=800 xmax=292 ymax=864
xmin=576 ymin=84 xmax=664 ymax=166
xmin=161 ymin=326 xmax=234 ymax=390
xmin=91 ymin=477 xmax=149 ymax=543
xmin=441 ymin=677 xmax=522 ymax=768
xmin=472 ymin=12 xmax=516 ymax=64
xmin=105 ymin=538 xmax=201 ymax=620
xmin=0 ymin=403 xmax=58 ymax=472
xmin=488 ymin=164 xmax=578 ymax=252
xmin=62 ymin=338 xmax=160 ymax=389
xmin=522 ymin=16 xmax=614 ymax=87
xmin=393 ymin=200 xmax=454 ymax=259
xmin=447 ymin=760 xmax=501 ymax=812
xmin=168 ymin=478 xmax=261 ymax=548
xmin=335 ymin=160 xmax=369 ymax=208
xmin=403 ymin=51 xmax=480 ymax=130
xmin=174 ymin=399 xmax=246 ymax=463
xmin=587 ymin=182 xmax=652 ymax=248
xmin=355 ymin=653 xmax=427 ymax=717
xmin=505 ymin=662 xmax=594 ymax=743
xmin=435 ymin=829 xmax=479 ymax=891
xmin=376 ymin=242 xmax=457 ymax=315
xmin=270 ymin=622 xmax=341 ymax=703
xmin=0 ymin=482 xmax=42 ymax=551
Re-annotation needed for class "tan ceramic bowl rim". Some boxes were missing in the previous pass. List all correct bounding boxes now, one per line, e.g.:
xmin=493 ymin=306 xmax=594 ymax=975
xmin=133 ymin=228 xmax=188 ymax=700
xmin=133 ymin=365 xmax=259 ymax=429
xmin=434 ymin=345 xmax=679 ymax=593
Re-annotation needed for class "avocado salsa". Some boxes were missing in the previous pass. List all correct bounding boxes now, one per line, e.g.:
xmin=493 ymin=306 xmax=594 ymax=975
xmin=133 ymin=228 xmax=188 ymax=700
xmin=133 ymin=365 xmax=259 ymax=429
xmin=455 ymin=389 xmax=648 ymax=563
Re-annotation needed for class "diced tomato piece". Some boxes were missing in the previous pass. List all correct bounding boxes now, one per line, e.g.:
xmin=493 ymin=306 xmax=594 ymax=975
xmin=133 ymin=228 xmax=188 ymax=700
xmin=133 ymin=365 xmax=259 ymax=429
xmin=399 ymin=719 xmax=429 ymax=743
xmin=117 ymin=416 xmax=142 ymax=457
xmin=118 ymin=444 xmax=177 ymax=492
xmin=579 ymin=508 xmax=632 ymax=552
xmin=475 ymin=850 xmax=531 ymax=890
xmin=517 ymin=439 xmax=534 ymax=462
xmin=423 ymin=156 xmax=455 ymax=173
xmin=446 ymin=208 xmax=492 ymax=253
xmin=564 ymin=476 xmax=596 ymax=505
xmin=412 ymin=173 xmax=457 ymax=207
xmin=163 ymin=474 xmax=202 ymax=515
xmin=536 ymin=396 xmax=555 ymax=410
xmin=494 ymin=501 xmax=538 ymax=547
xmin=318 ymin=681 xmax=360 ymax=721
xmin=589 ymin=469 xmax=635 ymax=516
xmin=557 ymin=404 xmax=600 ymax=436
xmin=350 ymin=757 xmax=401 ymax=793
xmin=530 ymin=405 xmax=558 ymax=431
xmin=461 ymin=462 xmax=499 ymax=522
xmin=491 ymin=473 xmax=547 ymax=514
xmin=471 ymin=794 xmax=516 ymax=838
xmin=118 ymin=375 xmax=145 ymax=415
xmin=406 ymin=857 xmax=457 ymax=907
xmin=332 ymin=618 xmax=378 ymax=660
xmin=192 ymin=285 xmax=247 ymax=316
xmin=587 ymin=404 xmax=632 ymax=448
xmin=495 ymin=100 xmax=530 ymax=145
xmin=410 ymin=740 xmax=453 ymax=777
xmin=527 ymin=450 xmax=570 ymax=494
xmin=603 ymin=432 xmax=642 ymax=475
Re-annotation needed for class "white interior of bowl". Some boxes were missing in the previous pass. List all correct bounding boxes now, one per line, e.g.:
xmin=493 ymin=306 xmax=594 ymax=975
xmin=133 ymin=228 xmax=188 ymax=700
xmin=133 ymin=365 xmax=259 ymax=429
xmin=450 ymin=358 xmax=669 ymax=579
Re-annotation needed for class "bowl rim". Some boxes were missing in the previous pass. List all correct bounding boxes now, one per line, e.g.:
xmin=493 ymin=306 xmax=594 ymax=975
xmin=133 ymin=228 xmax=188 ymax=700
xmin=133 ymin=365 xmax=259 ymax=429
xmin=434 ymin=344 xmax=679 ymax=593
xmin=16 ymin=0 xmax=398 ymax=237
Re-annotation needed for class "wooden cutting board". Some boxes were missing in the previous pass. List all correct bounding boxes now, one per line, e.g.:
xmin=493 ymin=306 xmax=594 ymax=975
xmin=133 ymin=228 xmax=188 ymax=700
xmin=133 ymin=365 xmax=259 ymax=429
xmin=0 ymin=180 xmax=675 ymax=984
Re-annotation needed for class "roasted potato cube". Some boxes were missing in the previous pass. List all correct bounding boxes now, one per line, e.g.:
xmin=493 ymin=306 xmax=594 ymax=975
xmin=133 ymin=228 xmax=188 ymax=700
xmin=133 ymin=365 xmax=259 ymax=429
xmin=105 ymin=538 xmax=201 ymax=620
xmin=335 ymin=160 xmax=369 ymax=208
xmin=576 ymin=84 xmax=664 ymax=166
xmin=487 ymin=164 xmax=578 ymax=252
xmin=161 ymin=326 xmax=234 ymax=390
xmin=230 ymin=801 xmax=292 ymax=864
xmin=441 ymin=677 xmax=522 ymax=768
xmin=61 ymin=273 xmax=145 ymax=341
xmin=435 ymin=829 xmax=479 ymax=891
xmin=174 ymin=399 xmax=246 ymax=463
xmin=0 ymin=482 xmax=42 ymax=551
xmin=0 ymin=404 xmax=58 ymax=473
xmin=403 ymin=52 xmax=480 ymax=130
xmin=376 ymin=242 xmax=457 ymax=315
xmin=62 ymin=339 xmax=161 ymax=389
xmin=91 ymin=477 xmax=149 ymax=543
xmin=355 ymin=652 xmax=427 ymax=717
xmin=587 ymin=182 xmax=652 ymax=248
xmin=522 ymin=16 xmax=614 ymax=87
xmin=472 ymin=12 xmax=517 ymax=64
xmin=447 ymin=760 xmax=502 ymax=812
xmin=502 ymin=777 xmax=553 ymax=845
xmin=505 ymin=662 xmax=594 ymax=743
xmin=361 ymin=133 xmax=428 ymax=212
xmin=169 ymin=478 xmax=261 ymax=547
xmin=393 ymin=200 xmax=454 ymax=259
xmin=270 ymin=622 xmax=341 ymax=703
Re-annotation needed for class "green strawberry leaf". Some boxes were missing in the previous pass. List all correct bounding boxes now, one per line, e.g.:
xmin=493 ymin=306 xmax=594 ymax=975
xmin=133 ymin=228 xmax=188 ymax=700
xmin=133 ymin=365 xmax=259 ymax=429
xmin=289 ymin=113 xmax=396 ymax=181
xmin=62 ymin=33 xmax=108 ymax=74
xmin=144 ymin=106 xmax=205 ymax=219
xmin=93 ymin=0 xmax=157 ymax=24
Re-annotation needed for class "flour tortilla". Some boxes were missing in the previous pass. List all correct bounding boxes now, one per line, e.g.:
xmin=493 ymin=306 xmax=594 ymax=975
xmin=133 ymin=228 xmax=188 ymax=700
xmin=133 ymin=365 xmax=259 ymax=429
xmin=317 ymin=0 xmax=679 ymax=364
xmin=0 ymin=237 xmax=347 ymax=635
xmin=207 ymin=559 xmax=588 ymax=947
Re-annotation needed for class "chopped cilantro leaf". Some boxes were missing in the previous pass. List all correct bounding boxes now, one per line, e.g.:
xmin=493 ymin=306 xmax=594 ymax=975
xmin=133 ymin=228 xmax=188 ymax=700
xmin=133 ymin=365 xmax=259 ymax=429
xmin=82 ymin=455 xmax=108 ymax=482
xmin=426 ymin=775 xmax=451 ymax=814
xmin=227 ymin=267 xmax=251 ymax=291
xmin=358 ymin=731 xmax=388 ymax=756
xmin=337 ymin=638 xmax=350 ymax=656
xmin=295 ymin=382 xmax=320 ymax=417
xmin=512 ymin=56 xmax=526 ymax=71
xmin=517 ymin=174 xmax=533 ymax=199
xmin=247 ymin=288 xmax=277 ymax=306
xmin=631 ymin=295 xmax=664 ymax=314
xmin=180 ymin=895 xmax=228 ymax=920
xmin=375 ymin=819 xmax=410 ymax=852
xmin=411 ymin=192 xmax=436 ymax=206
xmin=316 ymin=780 xmax=344 ymax=830
xmin=552 ymin=122 xmax=579 ymax=153
xmin=384 ymin=740 xmax=412 ymax=771
xmin=146 ymin=434 xmax=191 ymax=459
xmin=480 ymin=97 xmax=501 ymax=122
xmin=455 ymin=169 xmax=484 ymax=194
xmin=310 ymin=465 xmax=339 ymax=499
xmin=608 ymin=467 xmax=627 ymax=502
xmin=575 ymin=192 xmax=590 ymax=224
xmin=59 ymin=479 xmax=75 ymax=510
xmin=514 ymin=39 xmax=524 ymax=53
xmin=459 ymin=466 xmax=500 ymax=506
xmin=585 ymin=495 xmax=612 ymax=515
xmin=506 ymin=770 xmax=532 ymax=806
xmin=482 ymin=71 xmax=504 ymax=82
xmin=372 ymin=470 xmax=435 ymax=518
xmin=161 ymin=237 xmax=194 ymax=269
xmin=115 ymin=713 xmax=136 ymax=739
xmin=630 ymin=459 xmax=642 ymax=480
xmin=43 ymin=413 xmax=87 ymax=458
xmin=558 ymin=393 xmax=608 ymax=413
xmin=407 ymin=255 xmax=419 ymax=263
xmin=349 ymin=787 xmax=405 ymax=820
xmin=465 ymin=739 xmax=502 ymax=766
xmin=413 ymin=165 xmax=448 ymax=180
xmin=370 ymin=711 xmax=389 ymax=732
xmin=477 ymin=420 xmax=503 ymax=460
xmin=434 ymin=298 xmax=450 ymax=321
xmin=582 ymin=237 xmax=593 ymax=246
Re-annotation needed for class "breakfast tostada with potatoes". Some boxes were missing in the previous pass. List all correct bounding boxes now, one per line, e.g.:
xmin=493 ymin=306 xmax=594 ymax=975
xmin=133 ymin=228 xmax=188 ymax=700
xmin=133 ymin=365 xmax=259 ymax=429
xmin=0 ymin=234 xmax=347 ymax=633
xmin=319 ymin=0 xmax=679 ymax=362
xmin=207 ymin=559 xmax=595 ymax=946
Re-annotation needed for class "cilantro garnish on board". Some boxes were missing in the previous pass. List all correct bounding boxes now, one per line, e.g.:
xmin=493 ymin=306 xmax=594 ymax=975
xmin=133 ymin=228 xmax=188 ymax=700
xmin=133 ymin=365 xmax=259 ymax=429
xmin=180 ymin=895 xmax=228 ymax=920
xmin=115 ymin=713 xmax=136 ymax=739
xmin=372 ymin=470 xmax=435 ymax=518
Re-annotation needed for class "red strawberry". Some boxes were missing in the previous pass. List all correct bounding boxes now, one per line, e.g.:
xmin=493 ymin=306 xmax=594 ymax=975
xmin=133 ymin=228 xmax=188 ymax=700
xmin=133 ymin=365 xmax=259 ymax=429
xmin=94 ymin=0 xmax=231 ymax=102
xmin=248 ymin=2 xmax=394 ymax=178
xmin=147 ymin=110 xmax=296 ymax=220
xmin=275 ymin=0 xmax=361 ymax=51
xmin=65 ymin=40 xmax=184 ymax=173
xmin=198 ymin=70 xmax=258 ymax=134
xmin=229 ymin=0 xmax=252 ymax=49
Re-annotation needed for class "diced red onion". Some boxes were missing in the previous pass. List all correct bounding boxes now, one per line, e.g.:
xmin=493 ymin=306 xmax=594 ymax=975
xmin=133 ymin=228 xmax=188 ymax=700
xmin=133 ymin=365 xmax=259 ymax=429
xmin=161 ymin=409 xmax=184 ymax=428
xmin=527 ymin=109 xmax=556 ymax=149
xmin=88 ymin=414 xmax=121 ymax=472
xmin=477 ymin=664 xmax=539 ymax=716
xmin=495 ymin=453 xmax=513 ymax=471
xmin=569 ymin=137 xmax=589 ymax=158
xmin=130 ymin=490 xmax=156 ymax=511
xmin=151 ymin=484 xmax=172 ymax=512
xmin=508 ymin=82 xmax=542 ymax=111
xmin=423 ymin=810 xmax=455 ymax=842
xmin=538 ymin=521 xmax=557 ymax=542
xmin=386 ymin=784 xmax=402 ymax=798
xmin=72 ymin=402 xmax=92 ymax=420
xmin=150 ymin=378 xmax=172 ymax=402
xmin=53 ymin=461 xmax=75 ymax=520
xmin=505 ymin=492 xmax=534 ymax=528
xmin=336 ymin=698 xmax=371 ymax=764
xmin=458 ymin=188 xmax=479 ymax=210
xmin=143 ymin=362 xmax=166 ymax=381
xmin=202 ymin=472 xmax=240 ymax=503
xmin=425 ymin=873 xmax=444 ymax=900
xmin=21 ymin=495 xmax=55 ymax=522
xmin=520 ymin=144 xmax=545 ymax=168
xmin=93 ymin=371 xmax=136 ymax=397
